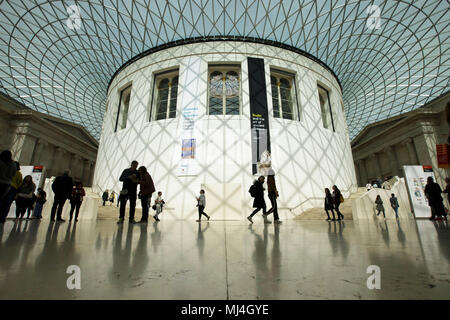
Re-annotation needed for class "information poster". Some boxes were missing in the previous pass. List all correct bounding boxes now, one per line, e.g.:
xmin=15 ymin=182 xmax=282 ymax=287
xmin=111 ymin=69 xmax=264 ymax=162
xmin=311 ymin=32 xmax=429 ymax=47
xmin=436 ymin=144 xmax=450 ymax=169
xmin=403 ymin=165 xmax=435 ymax=218
xmin=178 ymin=56 xmax=202 ymax=176
xmin=248 ymin=57 xmax=271 ymax=175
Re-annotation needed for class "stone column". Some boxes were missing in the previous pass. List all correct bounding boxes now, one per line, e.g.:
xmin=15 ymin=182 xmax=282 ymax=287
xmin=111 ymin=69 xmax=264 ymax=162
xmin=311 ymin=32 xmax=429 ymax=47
xmin=13 ymin=134 xmax=37 ymax=165
xmin=82 ymin=159 xmax=92 ymax=186
xmin=371 ymin=153 xmax=383 ymax=179
xmin=354 ymin=160 xmax=361 ymax=186
xmin=50 ymin=147 xmax=65 ymax=177
xmin=88 ymin=161 xmax=95 ymax=187
xmin=404 ymin=138 xmax=418 ymax=165
xmin=361 ymin=158 xmax=368 ymax=185
xmin=385 ymin=145 xmax=399 ymax=176
xmin=31 ymin=139 xmax=47 ymax=165
xmin=355 ymin=159 xmax=367 ymax=186
xmin=71 ymin=154 xmax=83 ymax=181
xmin=358 ymin=158 xmax=368 ymax=184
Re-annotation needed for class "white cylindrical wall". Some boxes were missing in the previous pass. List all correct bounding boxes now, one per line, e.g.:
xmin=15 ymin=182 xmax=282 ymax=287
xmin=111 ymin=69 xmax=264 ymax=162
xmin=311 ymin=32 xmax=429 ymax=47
xmin=94 ymin=41 xmax=357 ymax=219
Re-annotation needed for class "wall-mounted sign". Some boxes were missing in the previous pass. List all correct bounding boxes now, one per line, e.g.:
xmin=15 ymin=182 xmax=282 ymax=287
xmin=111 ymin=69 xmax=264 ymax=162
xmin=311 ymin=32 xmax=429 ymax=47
xmin=403 ymin=165 xmax=435 ymax=218
xmin=436 ymin=144 xmax=450 ymax=169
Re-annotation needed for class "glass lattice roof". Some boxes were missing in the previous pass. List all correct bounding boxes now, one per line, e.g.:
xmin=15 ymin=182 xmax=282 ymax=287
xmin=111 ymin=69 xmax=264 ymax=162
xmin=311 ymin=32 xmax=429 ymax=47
xmin=0 ymin=0 xmax=448 ymax=140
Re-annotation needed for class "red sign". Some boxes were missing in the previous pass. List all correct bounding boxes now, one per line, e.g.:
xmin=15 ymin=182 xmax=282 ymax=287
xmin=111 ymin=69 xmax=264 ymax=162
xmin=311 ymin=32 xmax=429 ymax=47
xmin=436 ymin=144 xmax=450 ymax=169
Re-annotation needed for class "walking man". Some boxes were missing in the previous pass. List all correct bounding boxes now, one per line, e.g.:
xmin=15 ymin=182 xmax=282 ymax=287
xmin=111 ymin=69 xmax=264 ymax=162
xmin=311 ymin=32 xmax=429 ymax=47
xmin=247 ymin=176 xmax=271 ymax=224
xmin=117 ymin=160 xmax=140 ymax=224
xmin=50 ymin=170 xmax=73 ymax=222
xmin=265 ymin=169 xmax=282 ymax=224
xmin=390 ymin=193 xmax=400 ymax=219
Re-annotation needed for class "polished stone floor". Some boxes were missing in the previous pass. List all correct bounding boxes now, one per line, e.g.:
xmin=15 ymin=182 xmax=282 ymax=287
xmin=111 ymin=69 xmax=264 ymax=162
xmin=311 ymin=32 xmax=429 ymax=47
xmin=0 ymin=217 xmax=449 ymax=300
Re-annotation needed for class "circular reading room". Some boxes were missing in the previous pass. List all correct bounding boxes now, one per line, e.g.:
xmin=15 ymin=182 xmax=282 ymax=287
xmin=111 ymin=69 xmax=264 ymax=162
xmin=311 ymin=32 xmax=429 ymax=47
xmin=93 ymin=38 xmax=357 ymax=219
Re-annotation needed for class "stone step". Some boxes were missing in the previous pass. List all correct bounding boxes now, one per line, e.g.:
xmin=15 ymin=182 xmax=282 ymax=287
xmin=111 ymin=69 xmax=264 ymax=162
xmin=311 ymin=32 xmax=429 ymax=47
xmin=294 ymin=190 xmax=368 ymax=220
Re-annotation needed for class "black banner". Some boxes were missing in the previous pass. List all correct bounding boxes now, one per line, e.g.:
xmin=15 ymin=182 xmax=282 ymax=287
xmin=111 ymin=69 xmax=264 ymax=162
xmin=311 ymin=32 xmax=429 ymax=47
xmin=248 ymin=57 xmax=270 ymax=175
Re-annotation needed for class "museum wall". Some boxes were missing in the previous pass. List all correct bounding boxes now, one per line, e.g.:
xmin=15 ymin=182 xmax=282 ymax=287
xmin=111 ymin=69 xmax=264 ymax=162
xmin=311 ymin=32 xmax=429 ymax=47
xmin=94 ymin=41 xmax=357 ymax=219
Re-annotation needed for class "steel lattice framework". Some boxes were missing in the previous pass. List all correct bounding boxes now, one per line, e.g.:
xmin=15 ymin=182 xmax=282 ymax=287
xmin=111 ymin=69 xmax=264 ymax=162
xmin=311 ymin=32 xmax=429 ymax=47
xmin=0 ymin=0 xmax=448 ymax=140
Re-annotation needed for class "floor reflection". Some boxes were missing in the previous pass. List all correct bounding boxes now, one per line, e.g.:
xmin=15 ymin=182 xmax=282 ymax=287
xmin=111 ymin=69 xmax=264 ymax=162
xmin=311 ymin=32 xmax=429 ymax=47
xmin=0 ymin=218 xmax=448 ymax=299
xmin=327 ymin=221 xmax=349 ymax=259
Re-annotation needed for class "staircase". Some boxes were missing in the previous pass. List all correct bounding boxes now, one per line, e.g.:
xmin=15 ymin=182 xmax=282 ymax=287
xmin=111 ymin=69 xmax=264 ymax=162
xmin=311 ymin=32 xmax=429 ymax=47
xmin=294 ymin=188 xmax=367 ymax=220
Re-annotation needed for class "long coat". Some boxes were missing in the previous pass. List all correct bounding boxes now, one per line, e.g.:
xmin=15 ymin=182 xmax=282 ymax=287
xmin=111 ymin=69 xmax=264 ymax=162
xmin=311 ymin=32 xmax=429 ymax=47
xmin=252 ymin=180 xmax=266 ymax=208
xmin=375 ymin=198 xmax=384 ymax=211
xmin=324 ymin=194 xmax=334 ymax=210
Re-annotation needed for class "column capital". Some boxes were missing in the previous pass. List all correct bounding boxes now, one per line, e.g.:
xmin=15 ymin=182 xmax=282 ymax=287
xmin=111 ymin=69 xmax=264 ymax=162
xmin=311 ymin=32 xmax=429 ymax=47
xmin=54 ymin=146 xmax=65 ymax=153
xmin=36 ymin=138 xmax=48 ymax=146
xmin=402 ymin=137 xmax=414 ymax=145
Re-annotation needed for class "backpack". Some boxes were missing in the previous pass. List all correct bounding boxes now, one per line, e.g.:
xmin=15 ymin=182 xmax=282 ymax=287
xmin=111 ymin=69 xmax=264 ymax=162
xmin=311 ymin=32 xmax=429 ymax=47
xmin=249 ymin=185 xmax=257 ymax=198
xmin=340 ymin=194 xmax=344 ymax=203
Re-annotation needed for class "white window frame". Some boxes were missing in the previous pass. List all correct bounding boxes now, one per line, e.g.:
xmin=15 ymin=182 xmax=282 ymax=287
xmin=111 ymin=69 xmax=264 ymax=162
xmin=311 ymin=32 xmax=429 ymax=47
xmin=318 ymin=84 xmax=335 ymax=132
xmin=115 ymin=85 xmax=132 ymax=132
xmin=270 ymin=69 xmax=300 ymax=121
xmin=150 ymin=69 xmax=179 ymax=121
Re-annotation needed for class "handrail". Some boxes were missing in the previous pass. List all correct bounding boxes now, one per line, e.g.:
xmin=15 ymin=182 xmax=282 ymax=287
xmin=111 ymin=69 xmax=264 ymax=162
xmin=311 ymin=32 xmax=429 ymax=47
xmin=288 ymin=186 xmax=356 ymax=212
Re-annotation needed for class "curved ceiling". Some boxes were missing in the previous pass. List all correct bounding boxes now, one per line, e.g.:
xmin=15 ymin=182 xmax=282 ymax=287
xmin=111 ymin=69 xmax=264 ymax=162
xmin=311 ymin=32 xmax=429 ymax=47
xmin=0 ymin=0 xmax=448 ymax=140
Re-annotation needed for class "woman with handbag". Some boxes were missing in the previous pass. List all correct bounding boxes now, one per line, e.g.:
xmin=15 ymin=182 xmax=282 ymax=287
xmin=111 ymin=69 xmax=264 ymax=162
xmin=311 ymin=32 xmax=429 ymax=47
xmin=324 ymin=188 xmax=336 ymax=221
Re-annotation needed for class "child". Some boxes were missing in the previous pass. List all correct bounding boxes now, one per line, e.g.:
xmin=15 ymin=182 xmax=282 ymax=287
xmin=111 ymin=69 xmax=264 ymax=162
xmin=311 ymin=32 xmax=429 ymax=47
xmin=33 ymin=188 xmax=46 ymax=219
xmin=375 ymin=195 xmax=385 ymax=218
xmin=153 ymin=191 xmax=164 ymax=222
xmin=196 ymin=189 xmax=210 ymax=222
xmin=109 ymin=191 xmax=116 ymax=206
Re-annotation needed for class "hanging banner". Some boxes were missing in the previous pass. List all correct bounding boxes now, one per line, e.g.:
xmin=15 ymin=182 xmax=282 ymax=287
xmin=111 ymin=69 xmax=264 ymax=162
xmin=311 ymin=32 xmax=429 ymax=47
xmin=403 ymin=165 xmax=435 ymax=218
xmin=178 ymin=56 xmax=202 ymax=176
xmin=436 ymin=144 xmax=450 ymax=169
xmin=248 ymin=57 xmax=271 ymax=175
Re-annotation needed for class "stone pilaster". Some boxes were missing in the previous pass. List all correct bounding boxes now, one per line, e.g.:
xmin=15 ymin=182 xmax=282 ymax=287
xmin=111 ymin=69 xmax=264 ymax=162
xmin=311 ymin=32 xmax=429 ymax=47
xmin=370 ymin=153 xmax=383 ymax=179
xmin=71 ymin=154 xmax=83 ymax=181
xmin=31 ymin=139 xmax=47 ymax=165
xmin=82 ymin=159 xmax=92 ymax=186
xmin=50 ymin=147 xmax=65 ymax=177
xmin=385 ymin=145 xmax=399 ymax=176
xmin=404 ymin=137 xmax=418 ymax=165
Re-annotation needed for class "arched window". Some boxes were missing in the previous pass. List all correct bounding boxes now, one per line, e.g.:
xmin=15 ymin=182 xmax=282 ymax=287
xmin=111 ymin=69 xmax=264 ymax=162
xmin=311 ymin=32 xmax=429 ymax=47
xmin=152 ymin=69 xmax=179 ymax=121
xmin=156 ymin=78 xmax=169 ymax=120
xmin=318 ymin=85 xmax=334 ymax=131
xmin=208 ymin=66 xmax=241 ymax=115
xmin=270 ymin=71 xmax=298 ymax=120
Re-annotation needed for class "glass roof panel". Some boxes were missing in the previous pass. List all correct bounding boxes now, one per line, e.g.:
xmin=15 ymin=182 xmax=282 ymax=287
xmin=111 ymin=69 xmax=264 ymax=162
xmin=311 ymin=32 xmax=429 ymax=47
xmin=0 ymin=0 xmax=448 ymax=140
